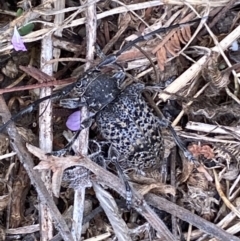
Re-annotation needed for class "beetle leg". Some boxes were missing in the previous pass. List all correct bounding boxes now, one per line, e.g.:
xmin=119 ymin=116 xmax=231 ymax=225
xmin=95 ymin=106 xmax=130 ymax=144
xmin=48 ymin=117 xmax=93 ymax=156
xmin=60 ymin=98 xmax=87 ymax=109
xmin=108 ymin=146 xmax=132 ymax=209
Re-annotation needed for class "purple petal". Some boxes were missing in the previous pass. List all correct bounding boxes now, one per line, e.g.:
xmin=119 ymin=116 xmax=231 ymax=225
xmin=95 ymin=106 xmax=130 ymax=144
xmin=66 ymin=111 xmax=81 ymax=131
xmin=11 ymin=26 xmax=27 ymax=51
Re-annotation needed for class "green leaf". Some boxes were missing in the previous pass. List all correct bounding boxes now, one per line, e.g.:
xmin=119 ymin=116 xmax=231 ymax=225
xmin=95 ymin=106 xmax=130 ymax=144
xmin=16 ymin=8 xmax=23 ymax=17
xmin=19 ymin=23 xmax=34 ymax=36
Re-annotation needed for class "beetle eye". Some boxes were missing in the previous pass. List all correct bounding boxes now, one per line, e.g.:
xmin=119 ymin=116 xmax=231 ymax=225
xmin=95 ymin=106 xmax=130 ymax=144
xmin=76 ymin=82 xmax=82 ymax=88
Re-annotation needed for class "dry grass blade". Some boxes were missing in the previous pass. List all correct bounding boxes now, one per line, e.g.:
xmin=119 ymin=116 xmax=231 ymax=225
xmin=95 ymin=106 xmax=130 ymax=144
xmin=93 ymin=182 xmax=132 ymax=241
xmin=186 ymin=122 xmax=240 ymax=135
xmin=84 ymin=232 xmax=111 ymax=241
xmin=6 ymin=224 xmax=40 ymax=235
xmin=213 ymin=170 xmax=240 ymax=219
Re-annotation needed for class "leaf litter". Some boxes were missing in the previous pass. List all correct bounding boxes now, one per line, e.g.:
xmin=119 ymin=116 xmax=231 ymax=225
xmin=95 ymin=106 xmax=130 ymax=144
xmin=0 ymin=0 xmax=240 ymax=241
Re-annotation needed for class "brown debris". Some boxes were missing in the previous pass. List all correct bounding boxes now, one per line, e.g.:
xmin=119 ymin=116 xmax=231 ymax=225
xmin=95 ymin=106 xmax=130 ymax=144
xmin=1 ymin=1 xmax=240 ymax=241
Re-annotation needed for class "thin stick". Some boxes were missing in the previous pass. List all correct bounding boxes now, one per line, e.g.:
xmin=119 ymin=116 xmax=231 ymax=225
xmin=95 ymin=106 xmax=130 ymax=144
xmin=52 ymin=0 xmax=65 ymax=72
xmin=38 ymin=0 xmax=54 ymax=238
xmin=213 ymin=170 xmax=240 ymax=219
xmin=70 ymin=1 xmax=97 ymax=240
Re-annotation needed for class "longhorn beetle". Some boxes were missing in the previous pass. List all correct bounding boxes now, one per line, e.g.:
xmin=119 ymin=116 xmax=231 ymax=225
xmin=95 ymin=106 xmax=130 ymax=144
xmin=0 ymin=19 xmax=202 ymax=159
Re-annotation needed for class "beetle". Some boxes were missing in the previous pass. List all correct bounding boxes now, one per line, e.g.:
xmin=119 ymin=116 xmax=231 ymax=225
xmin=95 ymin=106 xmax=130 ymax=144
xmin=0 ymin=19 xmax=201 ymax=160
xmin=0 ymin=19 xmax=201 ymax=208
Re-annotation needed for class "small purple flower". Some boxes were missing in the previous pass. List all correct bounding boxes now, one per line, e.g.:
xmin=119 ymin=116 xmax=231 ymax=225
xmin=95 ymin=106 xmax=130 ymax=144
xmin=11 ymin=26 xmax=27 ymax=51
xmin=66 ymin=111 xmax=81 ymax=131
